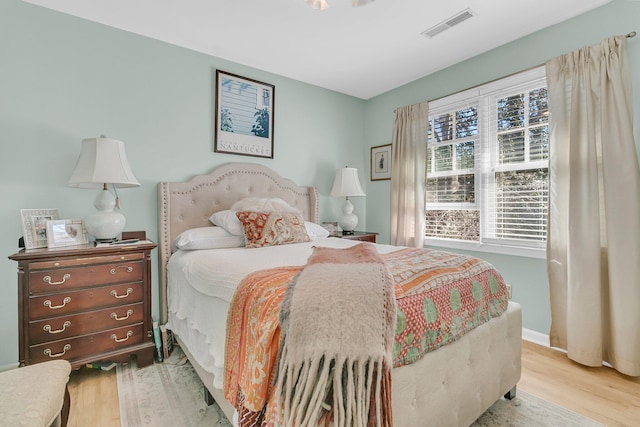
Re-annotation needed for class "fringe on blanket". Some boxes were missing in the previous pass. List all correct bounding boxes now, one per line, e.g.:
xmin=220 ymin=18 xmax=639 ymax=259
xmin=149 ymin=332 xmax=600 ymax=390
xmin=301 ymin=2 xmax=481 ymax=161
xmin=276 ymin=352 xmax=393 ymax=427
xmin=274 ymin=243 xmax=395 ymax=427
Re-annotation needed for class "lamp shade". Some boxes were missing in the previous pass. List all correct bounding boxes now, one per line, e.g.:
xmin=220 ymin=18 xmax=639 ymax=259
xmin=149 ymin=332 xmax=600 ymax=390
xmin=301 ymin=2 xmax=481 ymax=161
xmin=330 ymin=167 xmax=365 ymax=197
xmin=67 ymin=137 xmax=139 ymax=242
xmin=67 ymin=137 xmax=140 ymax=189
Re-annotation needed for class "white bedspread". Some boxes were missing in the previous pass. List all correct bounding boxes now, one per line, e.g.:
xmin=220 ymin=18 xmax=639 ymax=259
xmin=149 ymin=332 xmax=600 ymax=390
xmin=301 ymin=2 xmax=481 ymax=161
xmin=168 ymin=237 xmax=399 ymax=302
xmin=166 ymin=237 xmax=400 ymax=390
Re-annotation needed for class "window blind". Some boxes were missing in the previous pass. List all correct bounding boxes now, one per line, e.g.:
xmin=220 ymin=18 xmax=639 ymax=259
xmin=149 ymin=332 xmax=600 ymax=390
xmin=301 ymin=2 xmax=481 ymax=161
xmin=426 ymin=67 xmax=548 ymax=251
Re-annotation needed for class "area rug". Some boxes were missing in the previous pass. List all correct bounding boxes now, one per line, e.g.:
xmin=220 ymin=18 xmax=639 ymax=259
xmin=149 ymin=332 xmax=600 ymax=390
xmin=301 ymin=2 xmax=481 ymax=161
xmin=471 ymin=390 xmax=605 ymax=426
xmin=117 ymin=346 xmax=231 ymax=427
xmin=118 ymin=346 xmax=603 ymax=427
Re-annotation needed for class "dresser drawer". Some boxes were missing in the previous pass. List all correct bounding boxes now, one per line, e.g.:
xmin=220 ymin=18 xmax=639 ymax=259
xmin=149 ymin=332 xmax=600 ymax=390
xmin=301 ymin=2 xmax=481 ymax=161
xmin=28 ymin=302 xmax=144 ymax=345
xmin=29 ymin=282 xmax=144 ymax=319
xmin=29 ymin=323 xmax=145 ymax=365
xmin=28 ymin=260 xmax=144 ymax=294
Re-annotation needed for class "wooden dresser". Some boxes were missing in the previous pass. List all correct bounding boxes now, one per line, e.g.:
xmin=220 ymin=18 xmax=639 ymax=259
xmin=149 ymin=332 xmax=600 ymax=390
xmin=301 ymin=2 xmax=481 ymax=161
xmin=8 ymin=240 xmax=156 ymax=369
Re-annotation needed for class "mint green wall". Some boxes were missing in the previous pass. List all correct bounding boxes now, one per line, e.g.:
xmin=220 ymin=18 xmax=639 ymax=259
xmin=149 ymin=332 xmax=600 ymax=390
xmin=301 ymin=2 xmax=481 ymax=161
xmin=364 ymin=0 xmax=640 ymax=335
xmin=0 ymin=0 xmax=366 ymax=368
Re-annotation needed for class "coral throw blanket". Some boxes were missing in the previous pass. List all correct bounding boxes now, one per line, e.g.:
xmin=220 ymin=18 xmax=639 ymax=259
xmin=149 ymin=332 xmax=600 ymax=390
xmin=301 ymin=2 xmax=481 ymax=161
xmin=224 ymin=244 xmax=509 ymax=426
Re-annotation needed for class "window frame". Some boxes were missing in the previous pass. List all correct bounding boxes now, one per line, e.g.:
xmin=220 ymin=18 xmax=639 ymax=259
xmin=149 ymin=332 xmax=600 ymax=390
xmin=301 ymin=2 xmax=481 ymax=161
xmin=425 ymin=66 xmax=547 ymax=259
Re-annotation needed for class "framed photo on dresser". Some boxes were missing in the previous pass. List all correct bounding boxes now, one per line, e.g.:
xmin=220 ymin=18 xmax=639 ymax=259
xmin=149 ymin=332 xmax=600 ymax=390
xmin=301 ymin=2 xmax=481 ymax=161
xmin=214 ymin=70 xmax=275 ymax=159
xmin=46 ymin=219 xmax=88 ymax=248
xmin=20 ymin=208 xmax=60 ymax=249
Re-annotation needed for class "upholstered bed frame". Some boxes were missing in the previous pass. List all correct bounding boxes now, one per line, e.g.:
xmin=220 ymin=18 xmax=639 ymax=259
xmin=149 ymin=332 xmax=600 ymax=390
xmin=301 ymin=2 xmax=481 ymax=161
xmin=158 ymin=162 xmax=522 ymax=426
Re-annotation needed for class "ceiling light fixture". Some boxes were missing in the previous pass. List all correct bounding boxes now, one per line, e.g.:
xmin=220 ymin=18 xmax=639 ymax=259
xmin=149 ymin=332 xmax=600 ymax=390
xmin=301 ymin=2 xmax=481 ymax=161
xmin=306 ymin=0 xmax=373 ymax=10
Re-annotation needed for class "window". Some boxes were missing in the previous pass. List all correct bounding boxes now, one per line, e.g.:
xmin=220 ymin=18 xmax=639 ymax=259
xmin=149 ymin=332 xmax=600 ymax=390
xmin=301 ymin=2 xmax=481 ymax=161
xmin=426 ymin=67 xmax=548 ymax=258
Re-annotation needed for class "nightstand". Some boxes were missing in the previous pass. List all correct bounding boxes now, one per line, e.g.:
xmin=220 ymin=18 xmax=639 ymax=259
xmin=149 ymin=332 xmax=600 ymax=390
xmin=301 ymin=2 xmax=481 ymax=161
xmin=8 ymin=240 xmax=157 ymax=369
xmin=334 ymin=231 xmax=378 ymax=243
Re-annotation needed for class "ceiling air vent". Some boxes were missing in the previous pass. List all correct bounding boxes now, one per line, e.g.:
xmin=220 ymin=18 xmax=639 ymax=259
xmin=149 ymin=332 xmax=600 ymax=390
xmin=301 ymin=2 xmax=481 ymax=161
xmin=421 ymin=9 xmax=475 ymax=38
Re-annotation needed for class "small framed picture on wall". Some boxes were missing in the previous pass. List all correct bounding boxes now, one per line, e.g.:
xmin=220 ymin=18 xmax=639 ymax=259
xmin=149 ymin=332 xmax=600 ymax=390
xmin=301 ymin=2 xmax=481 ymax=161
xmin=370 ymin=144 xmax=392 ymax=181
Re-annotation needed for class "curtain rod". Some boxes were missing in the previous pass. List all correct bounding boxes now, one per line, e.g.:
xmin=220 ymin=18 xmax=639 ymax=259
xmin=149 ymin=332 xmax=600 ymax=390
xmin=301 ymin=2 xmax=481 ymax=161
xmin=423 ymin=31 xmax=636 ymax=105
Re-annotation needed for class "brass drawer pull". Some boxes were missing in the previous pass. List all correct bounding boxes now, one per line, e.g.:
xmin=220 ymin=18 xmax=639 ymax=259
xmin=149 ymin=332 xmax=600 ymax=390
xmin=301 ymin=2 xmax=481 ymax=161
xmin=44 ymin=344 xmax=71 ymax=358
xmin=111 ymin=309 xmax=133 ymax=321
xmin=42 ymin=274 xmax=71 ymax=285
xmin=110 ymin=265 xmax=134 ymax=274
xmin=111 ymin=330 xmax=133 ymax=343
xmin=110 ymin=288 xmax=133 ymax=299
xmin=43 ymin=321 xmax=71 ymax=334
xmin=44 ymin=297 xmax=71 ymax=310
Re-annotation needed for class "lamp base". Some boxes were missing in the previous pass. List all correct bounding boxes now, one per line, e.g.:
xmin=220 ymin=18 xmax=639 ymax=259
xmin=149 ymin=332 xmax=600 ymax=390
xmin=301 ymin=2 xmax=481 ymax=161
xmin=338 ymin=198 xmax=358 ymax=233
xmin=85 ymin=189 xmax=127 ymax=242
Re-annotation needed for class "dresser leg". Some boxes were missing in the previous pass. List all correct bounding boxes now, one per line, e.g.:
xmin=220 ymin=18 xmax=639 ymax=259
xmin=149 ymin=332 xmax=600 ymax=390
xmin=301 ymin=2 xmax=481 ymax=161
xmin=136 ymin=348 xmax=155 ymax=368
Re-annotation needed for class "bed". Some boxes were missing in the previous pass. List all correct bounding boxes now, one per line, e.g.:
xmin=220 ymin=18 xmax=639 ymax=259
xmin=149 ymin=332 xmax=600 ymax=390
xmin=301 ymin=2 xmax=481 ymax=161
xmin=157 ymin=162 xmax=522 ymax=427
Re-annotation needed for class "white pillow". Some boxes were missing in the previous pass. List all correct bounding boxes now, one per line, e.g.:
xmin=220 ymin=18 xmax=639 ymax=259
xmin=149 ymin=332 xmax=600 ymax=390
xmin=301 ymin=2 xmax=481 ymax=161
xmin=209 ymin=210 xmax=245 ymax=235
xmin=305 ymin=221 xmax=330 ymax=238
xmin=173 ymin=226 xmax=245 ymax=251
xmin=231 ymin=197 xmax=301 ymax=213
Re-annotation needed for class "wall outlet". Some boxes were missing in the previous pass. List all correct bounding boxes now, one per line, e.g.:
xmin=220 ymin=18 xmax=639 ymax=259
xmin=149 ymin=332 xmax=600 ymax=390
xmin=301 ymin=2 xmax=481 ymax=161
xmin=505 ymin=283 xmax=512 ymax=299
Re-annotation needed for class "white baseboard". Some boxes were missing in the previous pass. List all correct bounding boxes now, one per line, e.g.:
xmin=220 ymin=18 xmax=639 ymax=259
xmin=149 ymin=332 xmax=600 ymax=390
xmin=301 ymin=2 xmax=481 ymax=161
xmin=522 ymin=328 xmax=550 ymax=347
xmin=522 ymin=328 xmax=615 ymax=368
xmin=0 ymin=362 xmax=19 ymax=372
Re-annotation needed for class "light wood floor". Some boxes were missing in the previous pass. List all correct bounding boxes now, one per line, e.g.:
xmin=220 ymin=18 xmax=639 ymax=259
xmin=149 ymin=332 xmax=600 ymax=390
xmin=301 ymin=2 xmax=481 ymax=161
xmin=519 ymin=340 xmax=640 ymax=427
xmin=66 ymin=340 xmax=640 ymax=427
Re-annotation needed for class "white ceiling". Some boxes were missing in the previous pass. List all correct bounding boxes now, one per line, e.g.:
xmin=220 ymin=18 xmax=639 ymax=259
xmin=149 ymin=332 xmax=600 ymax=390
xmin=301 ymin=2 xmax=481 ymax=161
xmin=23 ymin=0 xmax=612 ymax=99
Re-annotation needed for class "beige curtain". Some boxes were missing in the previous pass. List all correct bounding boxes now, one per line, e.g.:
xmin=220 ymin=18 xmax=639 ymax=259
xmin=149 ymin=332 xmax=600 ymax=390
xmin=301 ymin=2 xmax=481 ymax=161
xmin=390 ymin=101 xmax=428 ymax=247
xmin=546 ymin=36 xmax=640 ymax=376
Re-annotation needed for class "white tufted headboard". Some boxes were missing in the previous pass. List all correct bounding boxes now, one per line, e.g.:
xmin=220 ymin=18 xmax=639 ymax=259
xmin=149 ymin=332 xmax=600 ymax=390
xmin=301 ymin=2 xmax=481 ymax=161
xmin=157 ymin=162 xmax=319 ymax=323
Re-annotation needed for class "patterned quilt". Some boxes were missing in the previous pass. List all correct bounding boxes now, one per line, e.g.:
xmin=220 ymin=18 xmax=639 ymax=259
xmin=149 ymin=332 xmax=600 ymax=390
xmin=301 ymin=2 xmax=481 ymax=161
xmin=224 ymin=247 xmax=509 ymax=426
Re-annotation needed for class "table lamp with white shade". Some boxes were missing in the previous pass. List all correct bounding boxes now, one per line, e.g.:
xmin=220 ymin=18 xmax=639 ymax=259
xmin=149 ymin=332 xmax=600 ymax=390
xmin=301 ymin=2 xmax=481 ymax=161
xmin=67 ymin=136 xmax=140 ymax=242
xmin=330 ymin=166 xmax=366 ymax=234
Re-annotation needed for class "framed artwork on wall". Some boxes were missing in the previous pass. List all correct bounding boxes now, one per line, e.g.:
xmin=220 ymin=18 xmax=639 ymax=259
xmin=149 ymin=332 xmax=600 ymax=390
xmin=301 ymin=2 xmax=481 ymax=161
xmin=46 ymin=219 xmax=89 ymax=248
xmin=20 ymin=208 xmax=61 ymax=249
xmin=214 ymin=70 xmax=275 ymax=159
xmin=370 ymin=144 xmax=392 ymax=181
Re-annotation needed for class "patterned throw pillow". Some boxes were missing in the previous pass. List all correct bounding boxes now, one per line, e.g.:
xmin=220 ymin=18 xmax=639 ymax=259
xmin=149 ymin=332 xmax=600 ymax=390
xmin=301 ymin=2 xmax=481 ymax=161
xmin=236 ymin=211 xmax=311 ymax=248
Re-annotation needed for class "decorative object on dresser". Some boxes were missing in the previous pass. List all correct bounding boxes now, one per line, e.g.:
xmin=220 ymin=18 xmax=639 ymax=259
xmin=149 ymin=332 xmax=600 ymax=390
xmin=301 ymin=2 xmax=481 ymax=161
xmin=46 ymin=219 xmax=89 ymax=248
xmin=321 ymin=221 xmax=338 ymax=236
xmin=214 ymin=70 xmax=275 ymax=159
xmin=8 ymin=238 xmax=157 ymax=369
xmin=370 ymin=144 xmax=392 ymax=181
xmin=334 ymin=230 xmax=377 ymax=243
xmin=67 ymin=136 xmax=140 ymax=242
xmin=329 ymin=166 xmax=366 ymax=234
xmin=20 ymin=208 xmax=61 ymax=249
